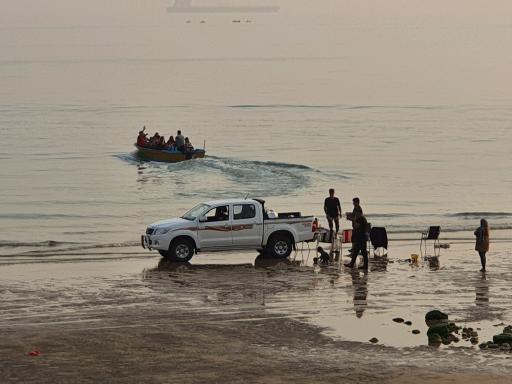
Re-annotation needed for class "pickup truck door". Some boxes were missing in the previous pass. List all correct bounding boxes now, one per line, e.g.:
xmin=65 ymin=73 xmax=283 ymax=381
xmin=231 ymin=203 xmax=262 ymax=247
xmin=197 ymin=205 xmax=232 ymax=249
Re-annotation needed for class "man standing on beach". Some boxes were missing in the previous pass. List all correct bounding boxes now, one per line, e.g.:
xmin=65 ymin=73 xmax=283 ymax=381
xmin=324 ymin=188 xmax=342 ymax=236
xmin=345 ymin=215 xmax=369 ymax=270
xmin=346 ymin=197 xmax=363 ymax=228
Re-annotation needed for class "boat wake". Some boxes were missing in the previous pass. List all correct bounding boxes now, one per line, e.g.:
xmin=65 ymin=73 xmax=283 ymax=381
xmin=116 ymin=153 xmax=350 ymax=199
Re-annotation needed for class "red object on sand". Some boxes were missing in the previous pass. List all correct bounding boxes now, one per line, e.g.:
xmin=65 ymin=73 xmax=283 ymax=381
xmin=343 ymin=229 xmax=352 ymax=243
xmin=28 ymin=350 xmax=40 ymax=356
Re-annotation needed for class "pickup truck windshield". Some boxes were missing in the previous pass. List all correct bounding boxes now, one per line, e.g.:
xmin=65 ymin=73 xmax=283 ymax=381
xmin=181 ymin=204 xmax=210 ymax=221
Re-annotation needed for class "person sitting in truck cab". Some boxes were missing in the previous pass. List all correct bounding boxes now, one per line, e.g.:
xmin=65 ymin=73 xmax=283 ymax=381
xmin=215 ymin=206 xmax=229 ymax=221
xmin=206 ymin=206 xmax=229 ymax=222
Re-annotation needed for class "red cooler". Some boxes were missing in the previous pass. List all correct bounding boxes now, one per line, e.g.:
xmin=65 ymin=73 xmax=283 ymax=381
xmin=342 ymin=229 xmax=352 ymax=243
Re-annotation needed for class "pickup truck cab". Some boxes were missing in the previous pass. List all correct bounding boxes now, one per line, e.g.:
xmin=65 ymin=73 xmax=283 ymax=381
xmin=141 ymin=198 xmax=315 ymax=262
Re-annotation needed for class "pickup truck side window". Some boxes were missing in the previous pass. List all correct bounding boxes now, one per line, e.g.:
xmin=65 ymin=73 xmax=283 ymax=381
xmin=233 ymin=204 xmax=256 ymax=220
xmin=204 ymin=205 xmax=230 ymax=222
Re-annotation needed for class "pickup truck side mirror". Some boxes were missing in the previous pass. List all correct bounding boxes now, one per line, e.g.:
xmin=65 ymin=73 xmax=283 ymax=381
xmin=198 ymin=216 xmax=207 ymax=223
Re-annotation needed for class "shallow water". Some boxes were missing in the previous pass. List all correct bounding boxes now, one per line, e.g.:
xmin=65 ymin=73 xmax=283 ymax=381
xmin=1 ymin=241 xmax=511 ymax=356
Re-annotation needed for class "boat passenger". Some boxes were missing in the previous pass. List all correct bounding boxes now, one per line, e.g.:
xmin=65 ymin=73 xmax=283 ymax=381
xmin=166 ymin=136 xmax=176 ymax=150
xmin=184 ymin=137 xmax=194 ymax=151
xmin=149 ymin=132 xmax=161 ymax=148
xmin=137 ymin=127 xmax=148 ymax=146
xmin=175 ymin=130 xmax=185 ymax=151
xmin=159 ymin=135 xmax=166 ymax=149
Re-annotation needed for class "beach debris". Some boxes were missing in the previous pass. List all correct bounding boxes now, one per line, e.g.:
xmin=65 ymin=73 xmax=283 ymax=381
xmin=424 ymin=311 xmax=467 ymax=346
xmin=412 ymin=330 xmax=421 ymax=335
xmin=392 ymin=317 xmax=405 ymax=323
xmin=425 ymin=310 xmax=448 ymax=323
xmin=369 ymin=337 xmax=379 ymax=344
xmin=493 ymin=333 xmax=512 ymax=345
xmin=478 ymin=325 xmax=512 ymax=352
xmin=28 ymin=350 xmax=40 ymax=357
xmin=427 ymin=324 xmax=450 ymax=339
xmin=428 ymin=333 xmax=443 ymax=345
xmin=434 ymin=243 xmax=450 ymax=249
xmin=404 ymin=321 xmax=412 ymax=326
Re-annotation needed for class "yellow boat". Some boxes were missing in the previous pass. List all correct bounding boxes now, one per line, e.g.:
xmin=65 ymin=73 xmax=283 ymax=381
xmin=134 ymin=144 xmax=206 ymax=163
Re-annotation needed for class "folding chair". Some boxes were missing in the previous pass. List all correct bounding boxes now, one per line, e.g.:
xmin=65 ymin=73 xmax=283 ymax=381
xmin=370 ymin=227 xmax=388 ymax=256
xmin=420 ymin=226 xmax=441 ymax=257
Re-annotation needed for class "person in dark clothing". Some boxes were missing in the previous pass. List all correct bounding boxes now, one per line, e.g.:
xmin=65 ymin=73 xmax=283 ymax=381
xmin=346 ymin=197 xmax=363 ymax=228
xmin=314 ymin=246 xmax=331 ymax=264
xmin=324 ymin=189 xmax=342 ymax=235
xmin=474 ymin=218 xmax=490 ymax=272
xmin=345 ymin=215 xmax=369 ymax=270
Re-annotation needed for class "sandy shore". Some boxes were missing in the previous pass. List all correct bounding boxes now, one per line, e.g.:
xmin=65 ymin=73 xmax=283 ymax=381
xmin=1 ymin=240 xmax=512 ymax=383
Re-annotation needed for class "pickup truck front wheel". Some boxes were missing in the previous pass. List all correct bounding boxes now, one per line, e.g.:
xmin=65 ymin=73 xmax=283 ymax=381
xmin=169 ymin=238 xmax=195 ymax=262
xmin=267 ymin=235 xmax=293 ymax=259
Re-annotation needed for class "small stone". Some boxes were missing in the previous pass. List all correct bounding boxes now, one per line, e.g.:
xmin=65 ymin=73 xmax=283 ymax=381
xmin=488 ymin=343 xmax=500 ymax=349
xmin=404 ymin=321 xmax=412 ymax=326
xmin=479 ymin=343 xmax=488 ymax=350
xmin=393 ymin=318 xmax=405 ymax=323
xmin=369 ymin=337 xmax=378 ymax=344
xmin=470 ymin=337 xmax=479 ymax=345
xmin=412 ymin=329 xmax=421 ymax=335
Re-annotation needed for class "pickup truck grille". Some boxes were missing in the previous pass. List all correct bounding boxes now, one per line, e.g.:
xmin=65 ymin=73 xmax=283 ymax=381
xmin=146 ymin=227 xmax=155 ymax=235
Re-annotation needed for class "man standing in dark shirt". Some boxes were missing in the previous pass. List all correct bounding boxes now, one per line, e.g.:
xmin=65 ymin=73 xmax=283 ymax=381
xmin=346 ymin=197 xmax=363 ymax=228
xmin=345 ymin=215 xmax=369 ymax=270
xmin=324 ymin=188 xmax=342 ymax=235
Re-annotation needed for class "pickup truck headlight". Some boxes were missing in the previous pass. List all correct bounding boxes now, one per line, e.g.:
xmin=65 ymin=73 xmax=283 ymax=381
xmin=153 ymin=227 xmax=171 ymax=235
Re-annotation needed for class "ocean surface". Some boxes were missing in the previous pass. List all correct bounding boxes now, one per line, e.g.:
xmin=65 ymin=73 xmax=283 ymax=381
xmin=1 ymin=1 xmax=511 ymax=258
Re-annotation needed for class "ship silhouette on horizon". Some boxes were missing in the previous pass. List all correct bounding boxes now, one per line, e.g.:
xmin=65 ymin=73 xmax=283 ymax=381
xmin=167 ymin=0 xmax=280 ymax=13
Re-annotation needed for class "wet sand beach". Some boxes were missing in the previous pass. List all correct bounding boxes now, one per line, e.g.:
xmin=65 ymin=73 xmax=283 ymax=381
xmin=1 ymin=239 xmax=512 ymax=383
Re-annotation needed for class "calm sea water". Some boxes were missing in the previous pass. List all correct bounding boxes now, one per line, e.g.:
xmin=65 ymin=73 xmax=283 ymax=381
xmin=1 ymin=2 xmax=511 ymax=256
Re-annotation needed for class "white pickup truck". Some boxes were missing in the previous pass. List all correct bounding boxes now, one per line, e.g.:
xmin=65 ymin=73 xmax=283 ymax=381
xmin=141 ymin=198 xmax=315 ymax=262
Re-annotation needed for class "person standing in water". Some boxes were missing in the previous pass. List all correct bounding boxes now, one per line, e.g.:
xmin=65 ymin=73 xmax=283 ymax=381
xmin=474 ymin=219 xmax=490 ymax=272
xmin=345 ymin=215 xmax=369 ymax=270
xmin=324 ymin=188 xmax=342 ymax=237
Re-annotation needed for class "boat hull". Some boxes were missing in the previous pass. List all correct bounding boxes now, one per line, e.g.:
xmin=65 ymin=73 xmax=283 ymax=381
xmin=135 ymin=145 xmax=205 ymax=163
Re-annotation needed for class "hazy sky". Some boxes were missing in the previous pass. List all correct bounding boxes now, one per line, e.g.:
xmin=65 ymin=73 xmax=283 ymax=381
xmin=2 ymin=0 xmax=511 ymax=104
xmin=2 ymin=1 xmax=512 ymax=27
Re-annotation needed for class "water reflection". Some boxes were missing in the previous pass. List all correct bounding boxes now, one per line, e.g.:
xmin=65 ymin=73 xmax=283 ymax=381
xmin=351 ymin=270 xmax=368 ymax=318
xmin=475 ymin=272 xmax=490 ymax=307
xmin=370 ymin=254 xmax=389 ymax=272
xmin=426 ymin=256 xmax=440 ymax=271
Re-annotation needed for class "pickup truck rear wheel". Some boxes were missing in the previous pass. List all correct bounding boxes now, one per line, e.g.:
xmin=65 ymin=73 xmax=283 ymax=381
xmin=169 ymin=238 xmax=194 ymax=262
xmin=267 ymin=235 xmax=293 ymax=259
